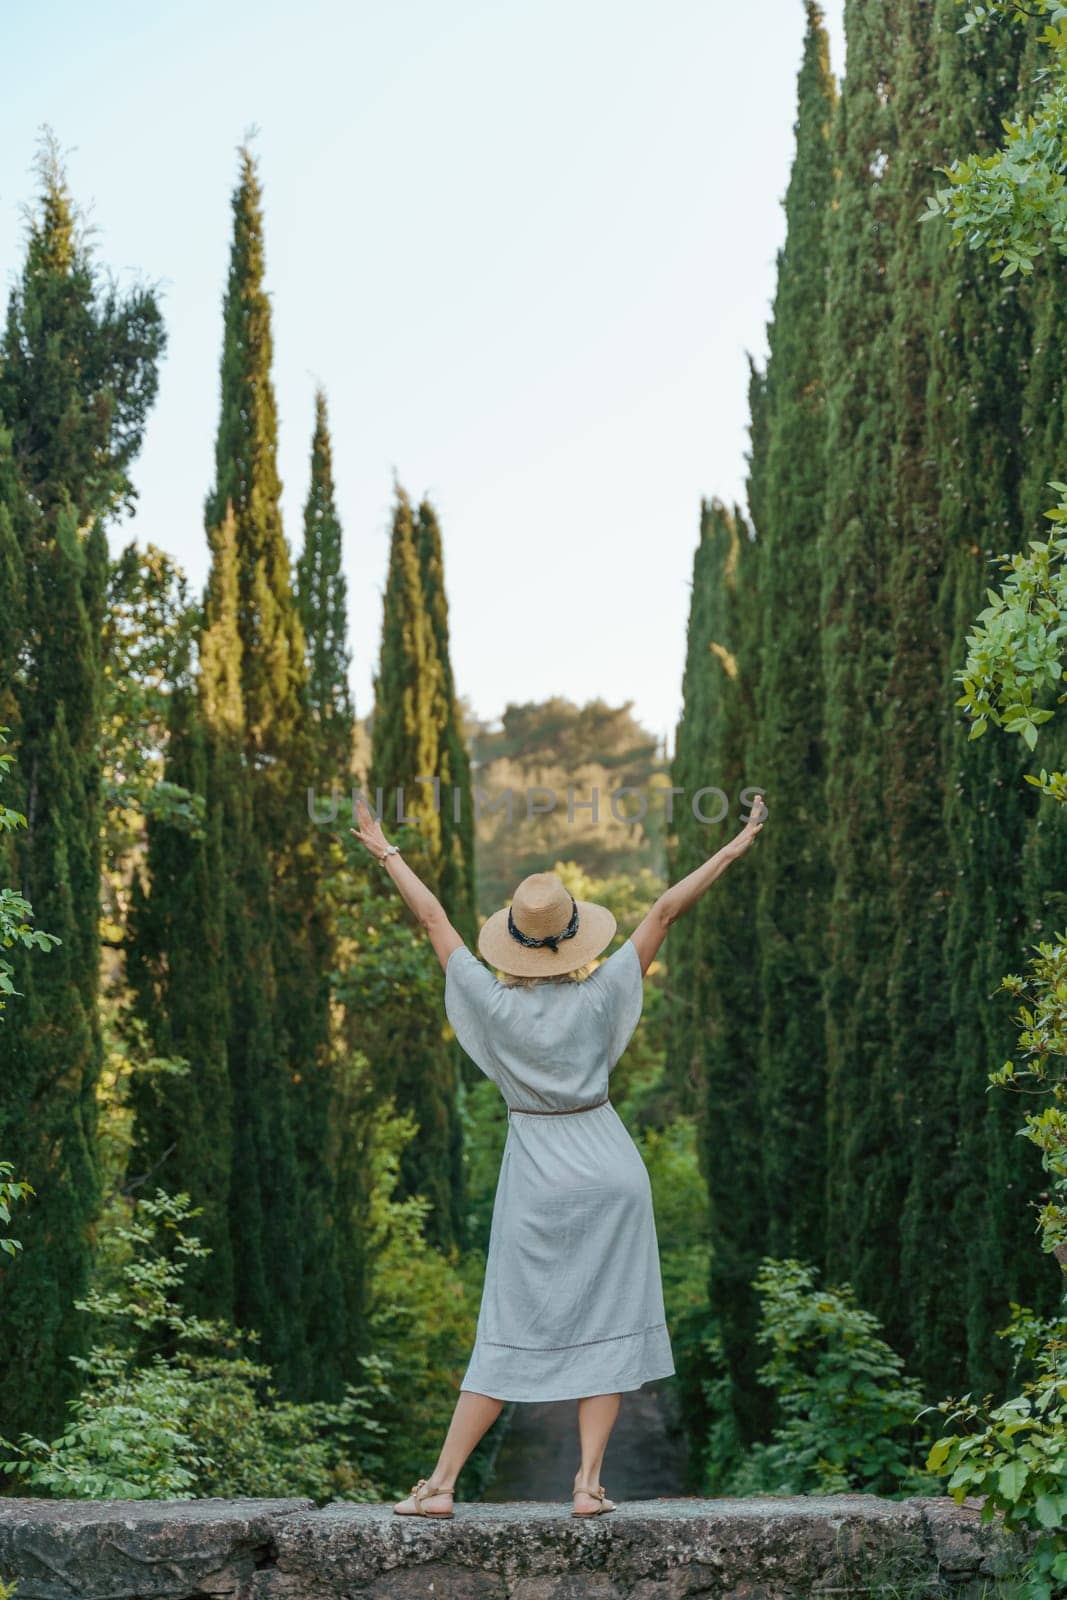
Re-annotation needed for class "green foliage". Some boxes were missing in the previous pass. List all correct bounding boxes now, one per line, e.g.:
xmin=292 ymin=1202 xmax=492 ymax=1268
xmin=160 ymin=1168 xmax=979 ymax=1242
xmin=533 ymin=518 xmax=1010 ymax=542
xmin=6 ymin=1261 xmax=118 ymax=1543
xmin=0 ymin=129 xmax=165 ymax=525
xmin=0 ymin=1190 xmax=389 ymax=1502
xmin=357 ymin=1091 xmax=485 ymax=1496
xmin=0 ymin=1159 xmax=33 ymax=1259
xmin=955 ymin=507 xmax=1067 ymax=784
xmin=415 ymin=496 xmax=477 ymax=952
xmin=361 ymin=480 xmax=476 ymax=1254
xmin=336 ymin=770 xmax=465 ymax=1252
xmin=102 ymin=542 xmax=203 ymax=844
xmin=920 ymin=930 xmax=1067 ymax=1598
xmin=0 ymin=729 xmax=59 ymax=1016
xmin=748 ymin=0 xmax=834 ymax=1280
xmin=369 ymin=484 xmax=444 ymax=879
xmin=670 ymin=499 xmax=769 ymax=1484
xmin=631 ymin=1119 xmax=710 ymax=1326
xmin=185 ymin=141 xmax=344 ymax=1397
xmin=920 ymin=1301 xmax=1067 ymax=1598
xmin=0 ymin=130 xmax=163 ymax=1442
xmin=459 ymin=1075 xmax=509 ymax=1258
xmin=204 ymin=144 xmax=305 ymax=762
xmin=296 ymin=386 xmax=355 ymax=782
xmin=993 ymin=934 xmax=1067 ymax=1262
xmin=923 ymin=2 xmax=1067 ymax=277
xmin=717 ymin=1259 xmax=936 ymax=1499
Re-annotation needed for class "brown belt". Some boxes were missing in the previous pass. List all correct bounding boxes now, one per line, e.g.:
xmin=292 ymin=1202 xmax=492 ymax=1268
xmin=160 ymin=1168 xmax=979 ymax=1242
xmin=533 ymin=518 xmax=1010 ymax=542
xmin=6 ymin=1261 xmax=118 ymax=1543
xmin=508 ymin=1096 xmax=610 ymax=1117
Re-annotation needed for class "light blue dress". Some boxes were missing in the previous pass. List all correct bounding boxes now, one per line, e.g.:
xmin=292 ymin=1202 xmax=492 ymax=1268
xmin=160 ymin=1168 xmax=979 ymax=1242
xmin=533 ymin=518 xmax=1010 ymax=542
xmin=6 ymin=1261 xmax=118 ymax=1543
xmin=444 ymin=937 xmax=676 ymax=1402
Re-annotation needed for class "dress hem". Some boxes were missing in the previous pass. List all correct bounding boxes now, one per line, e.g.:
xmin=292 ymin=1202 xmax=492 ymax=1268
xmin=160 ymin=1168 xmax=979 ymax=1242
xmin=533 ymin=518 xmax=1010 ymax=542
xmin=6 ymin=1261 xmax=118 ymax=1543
xmin=459 ymin=1362 xmax=677 ymax=1404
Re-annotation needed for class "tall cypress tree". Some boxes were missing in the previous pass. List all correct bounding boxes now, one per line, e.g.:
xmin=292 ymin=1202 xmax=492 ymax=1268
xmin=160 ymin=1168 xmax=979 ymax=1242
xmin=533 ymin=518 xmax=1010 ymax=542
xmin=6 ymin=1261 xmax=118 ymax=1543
xmin=296 ymin=386 xmax=355 ymax=784
xmin=369 ymin=484 xmax=444 ymax=882
xmin=670 ymin=499 xmax=769 ymax=1484
xmin=817 ymin=0 xmax=903 ymax=1335
xmin=413 ymin=496 xmax=476 ymax=1241
xmin=415 ymin=496 xmax=477 ymax=949
xmin=910 ymin=0 xmax=1044 ymax=1399
xmin=870 ymin=0 xmax=966 ymax=1384
xmin=198 ymin=502 xmax=283 ymax=1354
xmin=204 ymin=147 xmax=305 ymax=778
xmin=0 ymin=136 xmax=163 ymax=1436
xmin=749 ymin=1 xmax=836 ymax=1269
xmin=198 ymin=145 xmax=341 ymax=1396
xmin=368 ymin=484 xmax=463 ymax=1249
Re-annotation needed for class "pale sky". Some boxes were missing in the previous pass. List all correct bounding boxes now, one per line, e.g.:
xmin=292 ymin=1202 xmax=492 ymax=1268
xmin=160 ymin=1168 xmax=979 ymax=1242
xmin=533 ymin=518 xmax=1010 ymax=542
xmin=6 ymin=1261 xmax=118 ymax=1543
xmin=3 ymin=0 xmax=845 ymax=755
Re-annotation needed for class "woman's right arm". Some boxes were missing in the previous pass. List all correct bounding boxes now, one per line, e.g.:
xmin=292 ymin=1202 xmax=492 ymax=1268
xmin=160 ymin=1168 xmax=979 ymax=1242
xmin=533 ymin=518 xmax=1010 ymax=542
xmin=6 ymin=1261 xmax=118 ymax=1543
xmin=349 ymin=795 xmax=465 ymax=972
xmin=629 ymin=794 xmax=768 ymax=977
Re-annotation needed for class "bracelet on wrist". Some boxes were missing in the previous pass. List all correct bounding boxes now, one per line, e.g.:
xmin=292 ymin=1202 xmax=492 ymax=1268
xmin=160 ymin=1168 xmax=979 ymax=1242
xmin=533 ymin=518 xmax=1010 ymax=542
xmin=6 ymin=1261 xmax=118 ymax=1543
xmin=379 ymin=844 xmax=401 ymax=864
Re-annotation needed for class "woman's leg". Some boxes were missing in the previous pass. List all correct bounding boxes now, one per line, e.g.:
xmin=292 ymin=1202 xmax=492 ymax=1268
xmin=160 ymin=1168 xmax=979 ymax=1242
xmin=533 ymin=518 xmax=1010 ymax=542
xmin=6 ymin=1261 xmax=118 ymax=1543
xmin=573 ymin=1392 xmax=622 ymax=1510
xmin=393 ymin=1389 xmax=505 ymax=1510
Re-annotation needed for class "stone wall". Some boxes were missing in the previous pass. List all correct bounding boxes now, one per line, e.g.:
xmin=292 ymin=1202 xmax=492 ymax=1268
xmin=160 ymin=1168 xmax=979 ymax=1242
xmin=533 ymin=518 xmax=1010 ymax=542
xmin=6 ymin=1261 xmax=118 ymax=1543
xmin=0 ymin=1495 xmax=1033 ymax=1600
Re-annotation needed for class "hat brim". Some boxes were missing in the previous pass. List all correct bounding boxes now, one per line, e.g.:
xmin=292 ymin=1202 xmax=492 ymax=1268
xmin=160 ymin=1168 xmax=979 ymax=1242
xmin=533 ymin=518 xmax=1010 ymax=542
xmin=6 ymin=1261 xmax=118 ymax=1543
xmin=477 ymin=900 xmax=617 ymax=978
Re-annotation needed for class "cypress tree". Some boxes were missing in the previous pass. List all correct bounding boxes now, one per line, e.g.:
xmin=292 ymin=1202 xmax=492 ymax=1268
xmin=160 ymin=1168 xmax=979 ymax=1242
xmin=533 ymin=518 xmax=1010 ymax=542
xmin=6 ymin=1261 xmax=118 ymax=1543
xmin=670 ymin=499 xmax=769 ymax=1483
xmin=369 ymin=484 xmax=444 ymax=882
xmin=296 ymin=386 xmax=355 ymax=784
xmin=415 ymin=496 xmax=477 ymax=948
xmin=413 ymin=496 xmax=477 ymax=1240
xmin=870 ymin=0 xmax=965 ymax=1384
xmin=749 ymin=0 xmax=836 ymax=1269
xmin=199 ymin=501 xmax=284 ymax=1355
xmin=204 ymin=146 xmax=305 ymax=777
xmin=817 ymin=0 xmax=903 ymax=1337
xmin=368 ymin=484 xmax=463 ymax=1249
xmin=197 ymin=144 xmax=342 ymax=1395
xmin=915 ymin=1 xmax=1047 ymax=1399
xmin=0 ymin=135 xmax=163 ymax=1435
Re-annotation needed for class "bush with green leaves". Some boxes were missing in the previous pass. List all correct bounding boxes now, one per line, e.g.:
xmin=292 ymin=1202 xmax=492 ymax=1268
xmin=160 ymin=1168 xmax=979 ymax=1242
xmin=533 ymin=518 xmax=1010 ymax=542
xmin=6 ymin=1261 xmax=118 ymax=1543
xmin=0 ymin=1190 xmax=390 ymax=1501
xmin=955 ymin=498 xmax=1067 ymax=795
xmin=992 ymin=940 xmax=1067 ymax=1271
xmin=920 ymin=1301 xmax=1066 ymax=1598
xmin=922 ymin=1 xmax=1067 ymax=278
xmin=917 ymin=939 xmax=1067 ymax=1599
xmin=709 ymin=1258 xmax=936 ymax=1498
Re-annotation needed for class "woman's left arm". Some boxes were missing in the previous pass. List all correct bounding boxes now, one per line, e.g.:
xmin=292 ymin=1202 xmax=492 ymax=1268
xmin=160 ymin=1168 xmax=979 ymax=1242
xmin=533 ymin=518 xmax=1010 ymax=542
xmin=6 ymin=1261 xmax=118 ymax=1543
xmin=349 ymin=796 xmax=464 ymax=972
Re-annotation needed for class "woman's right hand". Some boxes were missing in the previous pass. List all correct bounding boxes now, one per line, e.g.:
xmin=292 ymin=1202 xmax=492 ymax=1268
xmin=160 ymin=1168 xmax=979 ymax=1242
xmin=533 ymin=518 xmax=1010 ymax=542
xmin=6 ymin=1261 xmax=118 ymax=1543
xmin=722 ymin=794 xmax=768 ymax=862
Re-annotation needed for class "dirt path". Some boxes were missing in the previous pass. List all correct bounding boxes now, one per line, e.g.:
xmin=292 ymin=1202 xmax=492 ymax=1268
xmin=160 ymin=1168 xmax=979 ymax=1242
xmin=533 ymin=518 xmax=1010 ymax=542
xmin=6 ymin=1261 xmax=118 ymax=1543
xmin=481 ymin=1379 xmax=687 ymax=1503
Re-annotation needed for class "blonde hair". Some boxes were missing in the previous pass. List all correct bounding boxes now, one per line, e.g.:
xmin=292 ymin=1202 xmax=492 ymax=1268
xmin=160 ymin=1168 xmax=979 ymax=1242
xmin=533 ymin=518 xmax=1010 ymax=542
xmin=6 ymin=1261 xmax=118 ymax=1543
xmin=498 ymin=961 xmax=597 ymax=988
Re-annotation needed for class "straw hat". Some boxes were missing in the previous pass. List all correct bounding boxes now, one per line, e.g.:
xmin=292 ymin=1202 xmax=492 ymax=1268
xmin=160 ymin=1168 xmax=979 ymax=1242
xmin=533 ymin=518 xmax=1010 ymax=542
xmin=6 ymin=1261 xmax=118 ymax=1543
xmin=477 ymin=872 xmax=617 ymax=978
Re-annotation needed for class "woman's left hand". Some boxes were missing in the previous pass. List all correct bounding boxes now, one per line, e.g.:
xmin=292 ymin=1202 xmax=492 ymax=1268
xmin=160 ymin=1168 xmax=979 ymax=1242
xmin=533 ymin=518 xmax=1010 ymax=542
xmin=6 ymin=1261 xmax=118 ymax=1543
xmin=723 ymin=793 xmax=768 ymax=861
xmin=350 ymin=795 xmax=391 ymax=860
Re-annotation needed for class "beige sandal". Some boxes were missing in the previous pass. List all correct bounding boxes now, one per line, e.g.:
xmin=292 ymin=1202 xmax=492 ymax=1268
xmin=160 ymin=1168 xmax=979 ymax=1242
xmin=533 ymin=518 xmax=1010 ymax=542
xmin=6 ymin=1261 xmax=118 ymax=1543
xmin=572 ymin=1481 xmax=616 ymax=1516
xmin=393 ymin=1477 xmax=455 ymax=1517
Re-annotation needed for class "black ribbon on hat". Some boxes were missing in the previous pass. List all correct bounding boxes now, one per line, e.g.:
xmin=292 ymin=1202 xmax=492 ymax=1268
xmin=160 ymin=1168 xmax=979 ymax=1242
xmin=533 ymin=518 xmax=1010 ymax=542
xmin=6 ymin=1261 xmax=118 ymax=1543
xmin=507 ymin=894 xmax=580 ymax=953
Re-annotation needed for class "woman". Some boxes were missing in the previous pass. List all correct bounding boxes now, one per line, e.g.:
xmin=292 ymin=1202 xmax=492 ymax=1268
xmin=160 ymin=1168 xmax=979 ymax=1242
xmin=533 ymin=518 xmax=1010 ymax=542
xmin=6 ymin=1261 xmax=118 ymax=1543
xmin=349 ymin=789 xmax=768 ymax=1518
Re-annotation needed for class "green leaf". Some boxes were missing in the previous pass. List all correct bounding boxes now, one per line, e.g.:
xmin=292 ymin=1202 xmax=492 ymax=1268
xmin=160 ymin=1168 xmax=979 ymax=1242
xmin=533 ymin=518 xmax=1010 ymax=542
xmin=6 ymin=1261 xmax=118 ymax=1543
xmin=1034 ymin=1493 xmax=1066 ymax=1528
xmin=998 ymin=1458 xmax=1029 ymax=1498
